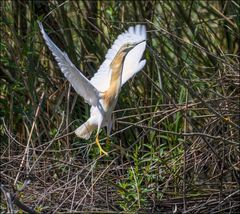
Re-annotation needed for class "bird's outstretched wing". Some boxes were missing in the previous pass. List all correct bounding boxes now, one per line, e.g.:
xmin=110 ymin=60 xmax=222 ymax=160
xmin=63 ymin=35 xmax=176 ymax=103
xmin=121 ymin=25 xmax=146 ymax=86
xmin=90 ymin=25 xmax=146 ymax=91
xmin=38 ymin=21 xmax=99 ymax=106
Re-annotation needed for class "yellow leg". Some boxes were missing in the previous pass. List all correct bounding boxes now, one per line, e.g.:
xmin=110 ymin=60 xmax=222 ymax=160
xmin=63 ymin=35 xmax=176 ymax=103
xmin=96 ymin=135 xmax=108 ymax=156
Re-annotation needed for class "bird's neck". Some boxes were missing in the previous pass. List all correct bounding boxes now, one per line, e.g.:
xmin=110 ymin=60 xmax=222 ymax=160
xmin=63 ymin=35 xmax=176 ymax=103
xmin=102 ymin=53 xmax=125 ymax=110
xmin=110 ymin=52 xmax=125 ymax=83
xmin=108 ymin=51 xmax=126 ymax=91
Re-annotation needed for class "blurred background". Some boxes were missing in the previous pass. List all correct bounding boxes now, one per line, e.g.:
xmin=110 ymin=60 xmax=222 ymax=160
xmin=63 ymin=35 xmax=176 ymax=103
xmin=1 ymin=0 xmax=239 ymax=213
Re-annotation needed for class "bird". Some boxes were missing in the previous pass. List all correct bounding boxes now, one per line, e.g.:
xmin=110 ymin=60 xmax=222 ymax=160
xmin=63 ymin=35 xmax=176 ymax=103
xmin=38 ymin=21 xmax=147 ymax=156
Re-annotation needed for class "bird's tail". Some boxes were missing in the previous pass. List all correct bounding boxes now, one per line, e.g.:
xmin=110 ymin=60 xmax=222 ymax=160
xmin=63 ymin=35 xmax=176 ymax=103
xmin=75 ymin=120 xmax=97 ymax=140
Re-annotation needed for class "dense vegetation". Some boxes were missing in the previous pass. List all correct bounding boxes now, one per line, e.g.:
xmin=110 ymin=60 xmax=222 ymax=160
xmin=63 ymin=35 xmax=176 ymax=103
xmin=1 ymin=0 xmax=239 ymax=213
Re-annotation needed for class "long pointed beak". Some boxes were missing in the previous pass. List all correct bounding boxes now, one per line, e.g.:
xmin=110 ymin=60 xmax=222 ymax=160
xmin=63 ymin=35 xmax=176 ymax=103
xmin=133 ymin=40 xmax=146 ymax=49
xmin=126 ymin=40 xmax=146 ymax=53
xmin=137 ymin=40 xmax=146 ymax=45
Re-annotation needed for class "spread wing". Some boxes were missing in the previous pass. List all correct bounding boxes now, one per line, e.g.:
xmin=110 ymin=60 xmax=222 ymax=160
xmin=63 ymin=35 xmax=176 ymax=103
xmin=38 ymin=21 xmax=99 ymax=106
xmin=121 ymin=25 xmax=147 ymax=86
xmin=90 ymin=25 xmax=147 ymax=91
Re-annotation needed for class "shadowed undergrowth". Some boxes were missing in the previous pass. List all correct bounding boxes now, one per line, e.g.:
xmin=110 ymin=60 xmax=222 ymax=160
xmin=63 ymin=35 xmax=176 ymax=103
xmin=1 ymin=0 xmax=239 ymax=213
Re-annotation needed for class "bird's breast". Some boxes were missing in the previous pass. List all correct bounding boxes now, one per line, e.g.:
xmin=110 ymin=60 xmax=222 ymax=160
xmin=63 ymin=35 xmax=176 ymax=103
xmin=103 ymin=79 xmax=121 ymax=111
xmin=102 ymin=52 xmax=124 ymax=112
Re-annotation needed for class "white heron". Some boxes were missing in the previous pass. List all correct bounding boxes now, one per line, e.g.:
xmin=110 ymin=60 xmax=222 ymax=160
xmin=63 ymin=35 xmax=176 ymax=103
xmin=38 ymin=22 xmax=147 ymax=155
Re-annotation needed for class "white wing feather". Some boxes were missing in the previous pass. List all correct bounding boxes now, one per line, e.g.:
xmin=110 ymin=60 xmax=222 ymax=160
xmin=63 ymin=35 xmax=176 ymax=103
xmin=121 ymin=41 xmax=146 ymax=86
xmin=90 ymin=25 xmax=147 ymax=91
xmin=38 ymin=21 xmax=99 ymax=106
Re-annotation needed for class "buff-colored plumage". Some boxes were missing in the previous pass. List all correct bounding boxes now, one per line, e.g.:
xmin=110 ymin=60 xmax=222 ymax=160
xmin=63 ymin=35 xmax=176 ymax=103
xmin=39 ymin=22 xmax=147 ymax=155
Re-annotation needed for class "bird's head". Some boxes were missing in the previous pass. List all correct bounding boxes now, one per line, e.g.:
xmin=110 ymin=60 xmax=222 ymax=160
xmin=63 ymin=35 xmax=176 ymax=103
xmin=120 ymin=40 xmax=146 ymax=55
xmin=110 ymin=40 xmax=146 ymax=71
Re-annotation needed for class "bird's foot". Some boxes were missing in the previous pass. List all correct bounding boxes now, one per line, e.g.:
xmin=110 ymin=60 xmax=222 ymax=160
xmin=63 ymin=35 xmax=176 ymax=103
xmin=99 ymin=147 xmax=108 ymax=156
xmin=96 ymin=135 xmax=108 ymax=156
